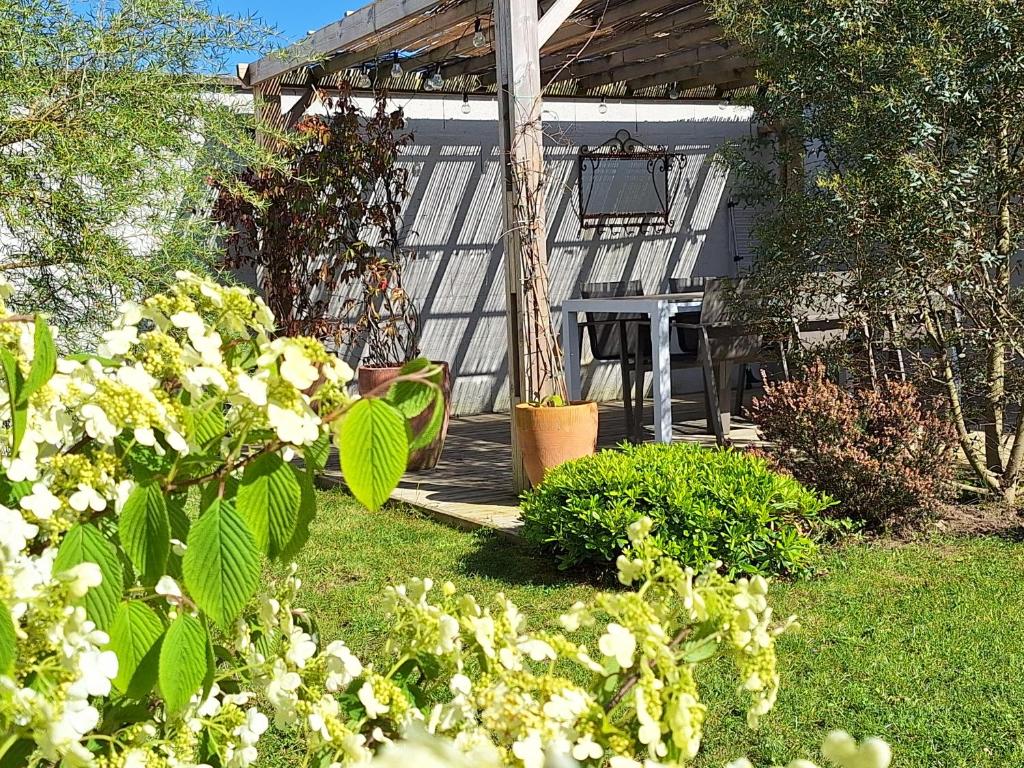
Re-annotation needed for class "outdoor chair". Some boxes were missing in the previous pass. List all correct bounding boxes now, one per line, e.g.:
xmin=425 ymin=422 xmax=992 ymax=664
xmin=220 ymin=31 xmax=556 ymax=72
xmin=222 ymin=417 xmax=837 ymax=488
xmin=578 ymin=280 xmax=650 ymax=439
xmin=666 ymin=277 xmax=791 ymax=444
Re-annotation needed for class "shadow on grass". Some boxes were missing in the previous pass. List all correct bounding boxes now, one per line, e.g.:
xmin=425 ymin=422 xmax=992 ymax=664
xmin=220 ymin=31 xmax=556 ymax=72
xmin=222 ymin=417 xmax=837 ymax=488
xmin=456 ymin=529 xmax=614 ymax=589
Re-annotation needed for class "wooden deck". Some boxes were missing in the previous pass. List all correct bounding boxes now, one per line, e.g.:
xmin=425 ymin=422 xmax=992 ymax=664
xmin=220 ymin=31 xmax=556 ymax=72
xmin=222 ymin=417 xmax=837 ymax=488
xmin=322 ymin=394 xmax=762 ymax=536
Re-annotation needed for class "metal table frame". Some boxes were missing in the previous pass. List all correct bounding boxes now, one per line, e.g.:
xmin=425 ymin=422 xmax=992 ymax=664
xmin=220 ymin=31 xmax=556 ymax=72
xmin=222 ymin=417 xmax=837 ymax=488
xmin=561 ymin=292 xmax=703 ymax=443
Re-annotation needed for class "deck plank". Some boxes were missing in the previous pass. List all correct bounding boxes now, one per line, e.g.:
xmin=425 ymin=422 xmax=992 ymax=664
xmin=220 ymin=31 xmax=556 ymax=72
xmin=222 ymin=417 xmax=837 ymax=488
xmin=320 ymin=395 xmax=763 ymax=536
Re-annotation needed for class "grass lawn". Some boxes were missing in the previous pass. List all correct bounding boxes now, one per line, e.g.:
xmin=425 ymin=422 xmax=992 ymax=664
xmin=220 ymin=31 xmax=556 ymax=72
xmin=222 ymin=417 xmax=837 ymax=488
xmin=274 ymin=488 xmax=1024 ymax=767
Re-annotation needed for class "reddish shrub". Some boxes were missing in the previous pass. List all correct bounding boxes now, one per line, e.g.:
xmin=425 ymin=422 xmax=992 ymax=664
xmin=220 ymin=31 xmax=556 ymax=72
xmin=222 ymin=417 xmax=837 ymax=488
xmin=750 ymin=361 xmax=956 ymax=526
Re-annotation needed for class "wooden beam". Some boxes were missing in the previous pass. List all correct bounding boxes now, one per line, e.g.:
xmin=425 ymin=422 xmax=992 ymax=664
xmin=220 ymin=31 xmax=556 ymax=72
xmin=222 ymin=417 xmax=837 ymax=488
xmin=626 ymin=56 xmax=754 ymax=90
xmin=548 ymin=22 xmax=724 ymax=81
xmin=494 ymin=0 xmax=561 ymax=491
xmin=577 ymin=42 xmax=737 ymax=90
xmin=314 ymin=0 xmax=493 ymax=78
xmin=246 ymin=0 xmax=443 ymax=85
xmin=476 ymin=3 xmax=715 ymax=86
xmin=538 ymin=0 xmax=584 ymax=45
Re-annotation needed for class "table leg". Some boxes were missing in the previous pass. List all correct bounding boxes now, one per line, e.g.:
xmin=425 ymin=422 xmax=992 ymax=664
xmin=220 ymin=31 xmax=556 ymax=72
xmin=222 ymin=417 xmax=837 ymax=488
xmin=563 ymin=308 xmax=582 ymax=401
xmin=649 ymin=303 xmax=673 ymax=443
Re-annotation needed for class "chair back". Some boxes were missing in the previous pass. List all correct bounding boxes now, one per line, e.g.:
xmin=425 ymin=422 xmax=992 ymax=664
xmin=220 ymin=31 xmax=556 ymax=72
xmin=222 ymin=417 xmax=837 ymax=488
xmin=580 ymin=280 xmax=648 ymax=361
xmin=793 ymin=271 xmax=850 ymax=348
xmin=667 ymin=277 xmax=707 ymax=353
xmin=668 ymin=276 xmax=713 ymax=294
xmin=699 ymin=278 xmax=764 ymax=362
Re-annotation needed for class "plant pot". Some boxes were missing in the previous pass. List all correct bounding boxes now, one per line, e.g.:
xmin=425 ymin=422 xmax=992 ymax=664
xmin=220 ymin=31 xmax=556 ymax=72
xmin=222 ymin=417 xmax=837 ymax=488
xmin=514 ymin=401 xmax=599 ymax=487
xmin=357 ymin=362 xmax=452 ymax=472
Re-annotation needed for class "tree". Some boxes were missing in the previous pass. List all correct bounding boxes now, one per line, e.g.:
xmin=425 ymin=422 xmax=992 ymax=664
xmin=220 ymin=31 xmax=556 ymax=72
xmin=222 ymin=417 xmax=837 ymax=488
xmin=213 ymin=88 xmax=420 ymax=364
xmin=713 ymin=0 xmax=1024 ymax=503
xmin=0 ymin=0 xmax=285 ymax=347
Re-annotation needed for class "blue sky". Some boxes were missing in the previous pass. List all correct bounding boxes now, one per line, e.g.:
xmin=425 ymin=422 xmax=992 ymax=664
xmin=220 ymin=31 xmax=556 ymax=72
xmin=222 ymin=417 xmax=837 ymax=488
xmin=214 ymin=0 xmax=363 ymax=62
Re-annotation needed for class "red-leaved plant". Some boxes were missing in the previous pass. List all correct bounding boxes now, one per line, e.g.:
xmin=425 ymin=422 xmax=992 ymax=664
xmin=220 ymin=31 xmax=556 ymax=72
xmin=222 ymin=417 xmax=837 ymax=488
xmin=212 ymin=87 xmax=419 ymax=365
xmin=751 ymin=360 xmax=956 ymax=527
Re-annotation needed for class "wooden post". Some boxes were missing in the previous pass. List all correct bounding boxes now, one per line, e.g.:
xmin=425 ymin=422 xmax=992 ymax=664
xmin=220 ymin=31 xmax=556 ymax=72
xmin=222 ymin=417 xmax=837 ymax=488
xmin=494 ymin=0 xmax=564 ymax=491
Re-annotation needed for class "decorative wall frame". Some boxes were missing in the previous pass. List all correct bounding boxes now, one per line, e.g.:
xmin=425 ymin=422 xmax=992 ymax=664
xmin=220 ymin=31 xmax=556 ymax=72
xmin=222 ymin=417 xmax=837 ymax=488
xmin=577 ymin=129 xmax=682 ymax=232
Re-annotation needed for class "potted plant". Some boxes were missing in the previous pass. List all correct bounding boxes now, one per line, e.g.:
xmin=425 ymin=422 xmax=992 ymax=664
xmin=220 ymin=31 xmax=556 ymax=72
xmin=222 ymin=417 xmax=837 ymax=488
xmin=514 ymin=392 xmax=598 ymax=487
xmin=349 ymin=248 xmax=452 ymax=472
xmin=211 ymin=87 xmax=451 ymax=470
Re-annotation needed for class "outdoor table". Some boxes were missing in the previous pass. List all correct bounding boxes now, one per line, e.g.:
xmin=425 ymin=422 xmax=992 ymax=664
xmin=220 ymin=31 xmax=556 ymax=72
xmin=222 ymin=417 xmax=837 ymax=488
xmin=562 ymin=292 xmax=704 ymax=443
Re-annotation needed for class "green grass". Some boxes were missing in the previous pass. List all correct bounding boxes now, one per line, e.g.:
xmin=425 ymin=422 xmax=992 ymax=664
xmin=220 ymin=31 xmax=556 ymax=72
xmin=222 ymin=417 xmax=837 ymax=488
xmin=276 ymin=489 xmax=1024 ymax=767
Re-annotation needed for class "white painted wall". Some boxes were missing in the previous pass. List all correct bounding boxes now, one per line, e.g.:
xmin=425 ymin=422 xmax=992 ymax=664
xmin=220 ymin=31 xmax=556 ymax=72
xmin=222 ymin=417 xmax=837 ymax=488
xmin=316 ymin=95 xmax=758 ymax=415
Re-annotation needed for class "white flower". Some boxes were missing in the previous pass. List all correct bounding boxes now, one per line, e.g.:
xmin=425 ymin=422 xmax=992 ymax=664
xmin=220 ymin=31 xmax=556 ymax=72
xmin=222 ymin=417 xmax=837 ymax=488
xmin=100 ymin=325 xmax=138 ymax=356
xmin=724 ymin=761 xmax=755 ymax=768
xmin=627 ymin=516 xmax=653 ymax=544
xmin=279 ymin=344 xmax=319 ymax=390
xmin=572 ymin=735 xmax=603 ymax=761
xmin=81 ymin=403 xmax=118 ymax=443
xmin=155 ymin=575 xmax=183 ymax=600
xmin=266 ymin=403 xmax=320 ymax=446
xmin=324 ymin=641 xmax=363 ymax=692
xmin=519 ymin=638 xmax=556 ymax=661
xmin=469 ymin=615 xmax=496 ymax=658
xmin=20 ymin=482 xmax=62 ymax=520
xmin=0 ymin=504 xmax=38 ymax=556
xmin=449 ymin=674 xmax=472 ymax=696
xmin=237 ymin=372 xmax=269 ymax=406
xmin=358 ymin=681 xmax=389 ymax=719
xmin=511 ymin=731 xmax=545 ymax=768
xmin=598 ymin=622 xmax=637 ymax=669
xmin=69 ymin=649 xmax=118 ymax=697
xmin=284 ymin=626 xmax=317 ymax=668
xmin=616 ymin=555 xmax=645 ymax=585
xmin=236 ymin=707 xmax=269 ymax=746
xmin=182 ymin=365 xmax=228 ymax=393
xmin=59 ymin=562 xmax=103 ymax=598
xmin=68 ymin=484 xmax=107 ymax=513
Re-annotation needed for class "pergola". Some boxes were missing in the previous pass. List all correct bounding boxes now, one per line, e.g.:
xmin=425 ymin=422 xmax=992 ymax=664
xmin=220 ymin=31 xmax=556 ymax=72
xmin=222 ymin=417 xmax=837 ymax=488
xmin=239 ymin=0 xmax=757 ymax=489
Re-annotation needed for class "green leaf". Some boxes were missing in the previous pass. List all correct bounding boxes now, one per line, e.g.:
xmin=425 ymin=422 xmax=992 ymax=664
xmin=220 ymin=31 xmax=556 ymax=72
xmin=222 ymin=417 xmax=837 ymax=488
xmin=279 ymin=466 xmax=316 ymax=561
xmin=119 ymin=483 xmax=170 ymax=586
xmin=0 ymin=477 xmax=31 ymax=507
xmin=0 ymin=603 xmax=16 ymax=675
xmin=54 ymin=524 xmax=123 ymax=631
xmin=182 ymin=498 xmax=260 ymax=629
xmin=109 ymin=601 xmax=164 ymax=698
xmin=409 ymin=393 xmax=445 ymax=453
xmin=159 ymin=614 xmax=208 ymax=714
xmin=0 ymin=348 xmax=26 ymax=455
xmin=338 ymin=398 xmax=408 ymax=511
xmin=237 ymin=453 xmax=300 ymax=557
xmin=190 ymin=401 xmax=225 ymax=447
xmin=304 ymin=431 xmax=331 ymax=472
xmin=18 ymin=315 xmax=56 ymax=406
xmin=387 ymin=379 xmax=435 ymax=419
xmin=200 ymin=475 xmax=238 ymax=511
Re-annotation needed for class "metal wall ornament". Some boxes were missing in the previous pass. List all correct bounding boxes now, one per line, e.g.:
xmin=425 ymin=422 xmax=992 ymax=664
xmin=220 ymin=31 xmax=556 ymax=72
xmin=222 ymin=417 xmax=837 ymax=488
xmin=577 ymin=129 xmax=683 ymax=234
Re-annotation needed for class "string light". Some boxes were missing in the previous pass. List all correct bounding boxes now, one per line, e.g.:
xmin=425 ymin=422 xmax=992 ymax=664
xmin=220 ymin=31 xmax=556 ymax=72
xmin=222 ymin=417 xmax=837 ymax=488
xmin=472 ymin=18 xmax=486 ymax=47
xmin=427 ymin=68 xmax=444 ymax=90
xmin=461 ymin=92 xmax=471 ymax=114
xmin=390 ymin=53 xmax=402 ymax=79
xmin=598 ymin=95 xmax=608 ymax=115
xmin=668 ymin=82 xmax=681 ymax=100
xmin=353 ymin=68 xmax=371 ymax=88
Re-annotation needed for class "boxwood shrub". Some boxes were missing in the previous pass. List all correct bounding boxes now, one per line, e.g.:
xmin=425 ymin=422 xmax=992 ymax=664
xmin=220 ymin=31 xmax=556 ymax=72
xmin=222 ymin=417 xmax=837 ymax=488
xmin=520 ymin=442 xmax=834 ymax=577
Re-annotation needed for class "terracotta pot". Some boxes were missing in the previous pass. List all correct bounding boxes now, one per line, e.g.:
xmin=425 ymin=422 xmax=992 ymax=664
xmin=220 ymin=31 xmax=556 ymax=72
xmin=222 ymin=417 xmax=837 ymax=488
xmin=356 ymin=362 xmax=452 ymax=472
xmin=514 ymin=401 xmax=599 ymax=487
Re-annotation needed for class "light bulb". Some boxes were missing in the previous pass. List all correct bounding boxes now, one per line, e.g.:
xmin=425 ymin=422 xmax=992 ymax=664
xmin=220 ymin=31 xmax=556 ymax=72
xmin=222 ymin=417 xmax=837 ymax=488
xmin=668 ymin=82 xmax=680 ymax=100
xmin=598 ymin=97 xmax=607 ymax=115
xmin=461 ymin=95 xmax=471 ymax=114
xmin=355 ymin=71 xmax=371 ymax=88
xmin=390 ymin=60 xmax=403 ymax=78
xmin=473 ymin=29 xmax=486 ymax=47
xmin=428 ymin=71 xmax=444 ymax=90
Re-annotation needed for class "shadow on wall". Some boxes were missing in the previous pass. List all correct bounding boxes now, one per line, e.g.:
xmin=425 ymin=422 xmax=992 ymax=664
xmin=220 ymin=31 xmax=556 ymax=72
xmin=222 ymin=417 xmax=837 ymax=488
xmin=329 ymin=112 xmax=756 ymax=417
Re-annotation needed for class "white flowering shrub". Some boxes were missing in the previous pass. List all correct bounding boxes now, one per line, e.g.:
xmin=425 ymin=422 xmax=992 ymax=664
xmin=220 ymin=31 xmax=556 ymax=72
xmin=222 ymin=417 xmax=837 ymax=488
xmin=0 ymin=273 xmax=891 ymax=768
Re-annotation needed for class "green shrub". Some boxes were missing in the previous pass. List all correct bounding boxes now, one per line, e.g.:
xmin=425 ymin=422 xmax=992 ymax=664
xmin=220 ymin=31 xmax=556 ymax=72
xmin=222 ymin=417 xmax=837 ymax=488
xmin=520 ymin=442 xmax=834 ymax=577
